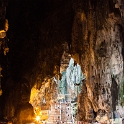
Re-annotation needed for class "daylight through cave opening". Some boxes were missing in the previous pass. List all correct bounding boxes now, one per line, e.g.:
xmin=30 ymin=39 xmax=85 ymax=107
xmin=0 ymin=0 xmax=124 ymax=123
xmin=29 ymin=47 xmax=86 ymax=123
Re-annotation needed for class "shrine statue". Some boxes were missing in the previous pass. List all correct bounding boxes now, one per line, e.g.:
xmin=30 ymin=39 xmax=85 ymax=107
xmin=66 ymin=58 xmax=85 ymax=96
xmin=54 ymin=58 xmax=85 ymax=99
xmin=59 ymin=71 xmax=67 ymax=94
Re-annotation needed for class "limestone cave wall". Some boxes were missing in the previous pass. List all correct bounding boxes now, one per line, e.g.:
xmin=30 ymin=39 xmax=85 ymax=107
xmin=0 ymin=0 xmax=124 ymax=123
xmin=72 ymin=0 xmax=124 ymax=122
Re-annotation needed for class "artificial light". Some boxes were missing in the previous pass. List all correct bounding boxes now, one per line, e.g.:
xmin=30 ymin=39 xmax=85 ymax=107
xmin=36 ymin=116 xmax=40 ymax=121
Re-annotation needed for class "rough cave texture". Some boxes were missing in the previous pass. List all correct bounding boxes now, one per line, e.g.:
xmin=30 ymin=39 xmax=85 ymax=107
xmin=0 ymin=0 xmax=124 ymax=123
xmin=1 ymin=0 xmax=74 ymax=123
xmin=71 ymin=0 xmax=124 ymax=122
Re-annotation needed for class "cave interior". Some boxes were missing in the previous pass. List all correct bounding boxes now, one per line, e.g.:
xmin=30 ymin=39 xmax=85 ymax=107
xmin=0 ymin=0 xmax=124 ymax=123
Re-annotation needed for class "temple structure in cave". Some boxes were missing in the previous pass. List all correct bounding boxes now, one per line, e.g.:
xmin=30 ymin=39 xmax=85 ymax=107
xmin=0 ymin=0 xmax=124 ymax=124
xmin=29 ymin=54 xmax=85 ymax=123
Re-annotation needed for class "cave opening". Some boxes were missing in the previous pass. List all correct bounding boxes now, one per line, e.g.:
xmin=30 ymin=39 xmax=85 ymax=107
xmin=0 ymin=0 xmax=124 ymax=123
xmin=29 ymin=48 xmax=86 ymax=123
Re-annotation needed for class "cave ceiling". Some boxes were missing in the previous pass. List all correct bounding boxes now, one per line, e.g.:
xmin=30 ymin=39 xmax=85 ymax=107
xmin=4 ymin=0 xmax=74 ymax=80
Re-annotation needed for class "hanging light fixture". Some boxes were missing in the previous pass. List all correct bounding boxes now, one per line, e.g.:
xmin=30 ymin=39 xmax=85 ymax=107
xmin=0 ymin=30 xmax=6 ymax=39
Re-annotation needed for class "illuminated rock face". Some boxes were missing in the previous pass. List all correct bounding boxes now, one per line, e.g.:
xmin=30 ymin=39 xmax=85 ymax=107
xmin=72 ymin=0 xmax=124 ymax=122
xmin=0 ymin=0 xmax=124 ymax=123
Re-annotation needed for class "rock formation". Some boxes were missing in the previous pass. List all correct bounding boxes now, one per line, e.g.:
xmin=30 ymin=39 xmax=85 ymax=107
xmin=71 ymin=0 xmax=124 ymax=122
xmin=0 ymin=0 xmax=123 ymax=123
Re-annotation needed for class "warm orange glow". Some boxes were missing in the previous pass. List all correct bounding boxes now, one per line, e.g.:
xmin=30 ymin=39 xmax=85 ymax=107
xmin=36 ymin=116 xmax=40 ymax=121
